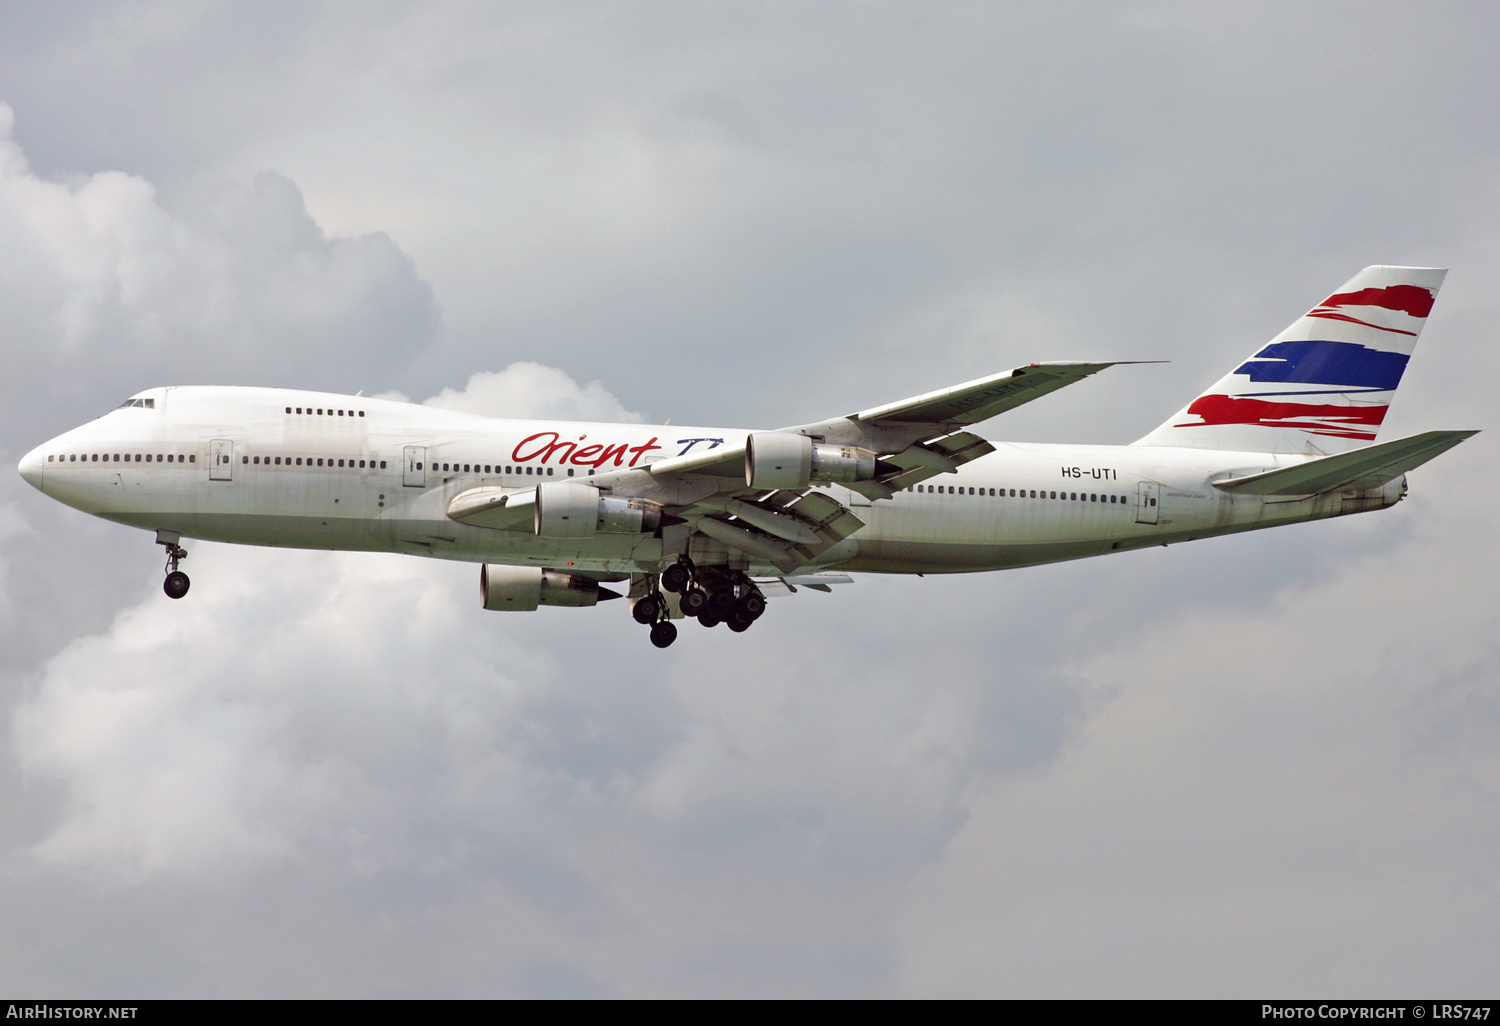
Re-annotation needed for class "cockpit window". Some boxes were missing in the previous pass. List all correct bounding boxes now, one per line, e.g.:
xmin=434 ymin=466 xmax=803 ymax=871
xmin=116 ymin=398 xmax=156 ymax=409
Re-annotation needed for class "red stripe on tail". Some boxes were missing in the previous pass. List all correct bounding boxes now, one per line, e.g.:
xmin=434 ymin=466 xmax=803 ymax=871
xmin=1176 ymin=395 xmax=1386 ymax=440
xmin=1316 ymin=284 xmax=1434 ymax=318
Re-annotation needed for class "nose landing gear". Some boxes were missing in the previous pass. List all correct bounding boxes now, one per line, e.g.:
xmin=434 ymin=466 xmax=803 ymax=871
xmin=157 ymin=530 xmax=190 ymax=599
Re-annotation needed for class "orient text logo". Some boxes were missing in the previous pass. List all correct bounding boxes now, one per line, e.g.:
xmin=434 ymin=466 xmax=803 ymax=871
xmin=512 ymin=432 xmax=663 ymax=469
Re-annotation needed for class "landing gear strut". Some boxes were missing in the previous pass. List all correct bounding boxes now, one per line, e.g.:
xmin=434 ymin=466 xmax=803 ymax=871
xmin=158 ymin=530 xmax=190 ymax=599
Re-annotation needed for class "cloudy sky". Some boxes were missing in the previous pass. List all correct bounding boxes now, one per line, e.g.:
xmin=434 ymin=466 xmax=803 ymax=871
xmin=1 ymin=1 xmax=1497 ymax=997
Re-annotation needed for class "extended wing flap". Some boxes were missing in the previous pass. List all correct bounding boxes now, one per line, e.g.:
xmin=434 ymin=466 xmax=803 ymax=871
xmin=879 ymin=431 xmax=997 ymax=490
xmin=1213 ymin=429 xmax=1477 ymax=495
xmin=753 ymin=573 xmax=855 ymax=597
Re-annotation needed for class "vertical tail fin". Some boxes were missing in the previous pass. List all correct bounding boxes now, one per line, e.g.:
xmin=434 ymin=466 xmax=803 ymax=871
xmin=1135 ymin=266 xmax=1447 ymax=454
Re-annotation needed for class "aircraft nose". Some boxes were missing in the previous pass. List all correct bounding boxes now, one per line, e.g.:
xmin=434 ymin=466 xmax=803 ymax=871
xmin=18 ymin=444 xmax=46 ymax=492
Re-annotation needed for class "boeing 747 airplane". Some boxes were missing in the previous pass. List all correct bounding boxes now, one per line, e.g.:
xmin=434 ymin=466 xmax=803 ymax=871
xmin=18 ymin=266 xmax=1475 ymax=647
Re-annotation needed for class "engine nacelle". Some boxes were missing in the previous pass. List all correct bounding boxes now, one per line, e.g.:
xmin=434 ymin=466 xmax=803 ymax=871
xmin=810 ymin=443 xmax=877 ymax=484
xmin=745 ymin=433 xmax=877 ymax=489
xmin=533 ymin=481 xmax=664 ymax=538
xmin=745 ymin=432 xmax=812 ymax=489
xmin=481 ymin=564 xmax=603 ymax=610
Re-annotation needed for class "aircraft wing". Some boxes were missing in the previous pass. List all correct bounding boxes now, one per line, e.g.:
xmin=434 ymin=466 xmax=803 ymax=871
xmin=452 ymin=359 xmax=1144 ymax=573
xmin=629 ymin=360 xmax=1138 ymax=489
xmin=848 ymin=361 xmax=1139 ymax=429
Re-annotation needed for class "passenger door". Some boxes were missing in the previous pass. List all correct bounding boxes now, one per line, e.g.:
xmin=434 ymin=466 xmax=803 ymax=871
xmin=403 ymin=446 xmax=426 ymax=487
xmin=1136 ymin=481 xmax=1160 ymax=524
xmin=209 ymin=438 xmax=234 ymax=481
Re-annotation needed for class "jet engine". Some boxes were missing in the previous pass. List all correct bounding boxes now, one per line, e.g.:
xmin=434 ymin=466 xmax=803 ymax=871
xmin=744 ymin=432 xmax=878 ymax=489
xmin=481 ymin=564 xmax=610 ymax=610
xmin=533 ymin=481 xmax=665 ymax=538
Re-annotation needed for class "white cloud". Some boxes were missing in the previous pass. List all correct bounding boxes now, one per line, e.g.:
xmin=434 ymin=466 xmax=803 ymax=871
xmin=12 ymin=544 xmax=550 ymax=881
xmin=0 ymin=99 xmax=438 ymax=438
xmin=424 ymin=363 xmax=645 ymax=424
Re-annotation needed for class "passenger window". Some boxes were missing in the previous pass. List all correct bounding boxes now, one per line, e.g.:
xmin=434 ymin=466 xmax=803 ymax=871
xmin=547 ymin=468 xmax=554 ymax=476
xmin=338 ymin=410 xmax=344 ymax=416
xmin=317 ymin=409 xmax=323 ymax=415
xmin=296 ymin=408 xmax=302 ymax=414
xmin=359 ymin=411 xmax=365 ymax=417
xmin=568 ymin=468 xmax=575 ymax=477
xmin=379 ymin=461 xmax=386 ymax=469
xmin=242 ymin=456 xmax=248 ymax=464
xmin=286 ymin=407 xmax=292 ymax=414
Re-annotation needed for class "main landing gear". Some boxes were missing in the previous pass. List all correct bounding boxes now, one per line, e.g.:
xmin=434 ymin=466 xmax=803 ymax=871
xmin=157 ymin=530 xmax=190 ymax=599
xmin=632 ymin=557 xmax=766 ymax=647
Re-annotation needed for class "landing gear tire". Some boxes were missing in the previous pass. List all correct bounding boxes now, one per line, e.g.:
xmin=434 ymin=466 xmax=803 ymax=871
xmin=697 ymin=613 xmax=720 ymax=629
xmin=708 ymin=586 xmax=737 ymax=617
xmin=740 ymin=593 xmax=766 ymax=618
xmin=632 ymin=595 xmax=661 ymax=624
xmin=650 ymin=621 xmax=678 ymax=648
xmin=661 ymin=563 xmax=691 ymax=593
xmin=680 ymin=588 xmax=709 ymax=617
xmin=728 ymin=611 xmax=753 ymax=632
xmin=164 ymin=571 xmax=191 ymax=600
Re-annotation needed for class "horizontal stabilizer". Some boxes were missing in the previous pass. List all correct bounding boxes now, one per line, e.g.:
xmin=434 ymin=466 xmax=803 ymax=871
xmin=1213 ymin=430 xmax=1476 ymax=495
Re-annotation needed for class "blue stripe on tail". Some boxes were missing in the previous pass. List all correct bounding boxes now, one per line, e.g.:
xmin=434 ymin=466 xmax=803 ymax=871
xmin=1234 ymin=340 xmax=1409 ymax=390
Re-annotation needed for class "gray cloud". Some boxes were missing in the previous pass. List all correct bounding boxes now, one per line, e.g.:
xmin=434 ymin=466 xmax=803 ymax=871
xmin=0 ymin=0 xmax=1497 ymax=998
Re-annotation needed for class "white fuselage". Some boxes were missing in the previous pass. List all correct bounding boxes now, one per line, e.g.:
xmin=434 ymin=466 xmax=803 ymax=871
xmin=18 ymin=386 xmax=1403 ymax=577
